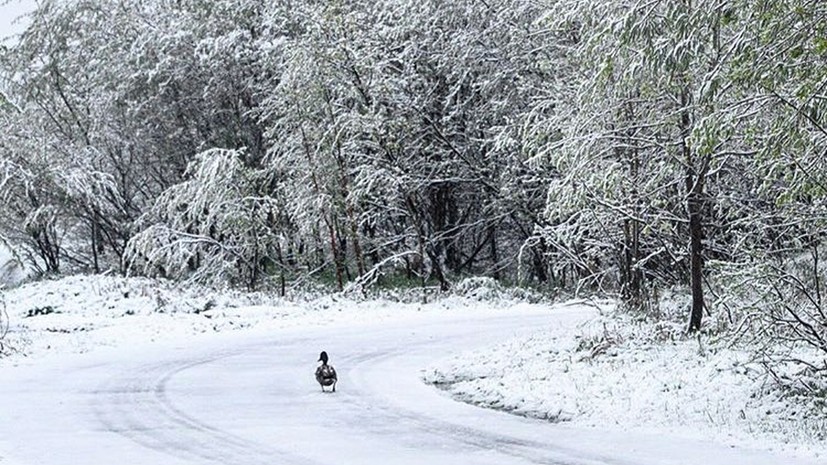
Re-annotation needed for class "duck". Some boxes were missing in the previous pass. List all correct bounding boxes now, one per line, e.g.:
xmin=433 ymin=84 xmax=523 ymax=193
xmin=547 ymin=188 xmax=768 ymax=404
xmin=315 ymin=351 xmax=338 ymax=392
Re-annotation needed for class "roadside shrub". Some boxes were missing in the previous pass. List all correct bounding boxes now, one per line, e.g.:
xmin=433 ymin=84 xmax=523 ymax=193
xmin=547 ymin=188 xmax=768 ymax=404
xmin=715 ymin=257 xmax=827 ymax=391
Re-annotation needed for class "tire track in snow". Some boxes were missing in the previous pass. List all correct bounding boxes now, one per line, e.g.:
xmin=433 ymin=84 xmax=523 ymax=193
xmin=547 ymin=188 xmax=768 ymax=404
xmin=93 ymin=347 xmax=321 ymax=465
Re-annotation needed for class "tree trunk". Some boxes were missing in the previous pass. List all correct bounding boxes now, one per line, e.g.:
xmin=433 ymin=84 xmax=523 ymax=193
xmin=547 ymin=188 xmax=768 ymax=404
xmin=347 ymin=207 xmax=366 ymax=277
xmin=489 ymin=226 xmax=500 ymax=280
xmin=687 ymin=179 xmax=705 ymax=332
xmin=91 ymin=219 xmax=100 ymax=274
xmin=681 ymin=86 xmax=705 ymax=332
xmin=427 ymin=248 xmax=450 ymax=291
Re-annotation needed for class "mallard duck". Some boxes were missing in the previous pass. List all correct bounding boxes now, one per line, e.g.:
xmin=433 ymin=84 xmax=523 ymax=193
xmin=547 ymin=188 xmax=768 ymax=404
xmin=315 ymin=351 xmax=338 ymax=392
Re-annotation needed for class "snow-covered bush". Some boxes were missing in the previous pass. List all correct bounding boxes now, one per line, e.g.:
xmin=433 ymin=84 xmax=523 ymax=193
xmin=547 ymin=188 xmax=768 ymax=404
xmin=126 ymin=148 xmax=286 ymax=290
xmin=450 ymin=277 xmax=543 ymax=303
xmin=715 ymin=258 xmax=827 ymax=381
xmin=452 ymin=277 xmax=505 ymax=300
xmin=574 ymin=318 xmax=624 ymax=361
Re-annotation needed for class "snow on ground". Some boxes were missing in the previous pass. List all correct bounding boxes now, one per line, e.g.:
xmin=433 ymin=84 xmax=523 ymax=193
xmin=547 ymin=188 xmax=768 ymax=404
xmin=423 ymin=304 xmax=827 ymax=461
xmin=0 ymin=274 xmax=548 ymax=365
xmin=2 ymin=274 xmax=825 ymax=463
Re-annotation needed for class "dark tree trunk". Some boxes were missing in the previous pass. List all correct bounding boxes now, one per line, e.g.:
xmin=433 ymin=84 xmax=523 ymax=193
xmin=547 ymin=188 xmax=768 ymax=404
xmin=687 ymin=181 xmax=705 ymax=332
xmin=681 ymin=86 xmax=706 ymax=333
xmin=91 ymin=219 xmax=100 ymax=274
xmin=533 ymin=240 xmax=548 ymax=284
xmin=427 ymin=249 xmax=450 ymax=291
xmin=489 ymin=226 xmax=500 ymax=280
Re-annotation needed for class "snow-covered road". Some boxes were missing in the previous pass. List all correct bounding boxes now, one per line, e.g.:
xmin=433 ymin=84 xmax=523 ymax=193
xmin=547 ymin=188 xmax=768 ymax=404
xmin=0 ymin=307 xmax=819 ymax=465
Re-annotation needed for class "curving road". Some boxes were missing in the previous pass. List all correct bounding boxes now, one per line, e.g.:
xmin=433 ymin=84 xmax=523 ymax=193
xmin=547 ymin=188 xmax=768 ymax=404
xmin=0 ymin=308 xmax=819 ymax=465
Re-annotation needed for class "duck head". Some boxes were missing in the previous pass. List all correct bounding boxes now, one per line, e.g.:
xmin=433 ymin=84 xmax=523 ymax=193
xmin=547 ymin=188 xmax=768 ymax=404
xmin=318 ymin=351 xmax=329 ymax=364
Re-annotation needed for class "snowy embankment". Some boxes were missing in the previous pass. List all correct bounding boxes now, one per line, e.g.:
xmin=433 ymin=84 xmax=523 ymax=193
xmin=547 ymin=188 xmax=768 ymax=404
xmin=423 ymin=304 xmax=827 ymax=461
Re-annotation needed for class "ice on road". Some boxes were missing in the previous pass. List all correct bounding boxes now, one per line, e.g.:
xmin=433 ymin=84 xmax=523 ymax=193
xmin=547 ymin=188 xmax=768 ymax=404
xmin=0 ymin=309 xmax=818 ymax=465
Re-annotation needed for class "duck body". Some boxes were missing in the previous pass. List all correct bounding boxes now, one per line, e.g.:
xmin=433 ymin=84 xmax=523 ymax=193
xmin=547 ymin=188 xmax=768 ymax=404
xmin=315 ymin=351 xmax=338 ymax=392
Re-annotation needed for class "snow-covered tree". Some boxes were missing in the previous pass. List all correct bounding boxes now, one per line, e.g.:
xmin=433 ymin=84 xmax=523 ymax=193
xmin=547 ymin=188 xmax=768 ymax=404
xmin=707 ymin=0 xmax=827 ymax=377
xmin=260 ymin=0 xmax=550 ymax=290
xmin=126 ymin=148 xmax=285 ymax=289
xmin=0 ymin=0 xmax=275 ymax=274
xmin=529 ymin=0 xmax=760 ymax=329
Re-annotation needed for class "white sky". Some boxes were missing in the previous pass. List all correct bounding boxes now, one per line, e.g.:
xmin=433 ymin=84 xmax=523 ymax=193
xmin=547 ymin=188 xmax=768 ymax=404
xmin=0 ymin=0 xmax=37 ymax=44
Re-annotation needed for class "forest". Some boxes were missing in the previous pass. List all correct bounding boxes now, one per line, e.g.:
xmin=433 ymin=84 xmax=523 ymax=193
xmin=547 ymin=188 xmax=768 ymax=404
xmin=1 ymin=1 xmax=826 ymax=381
